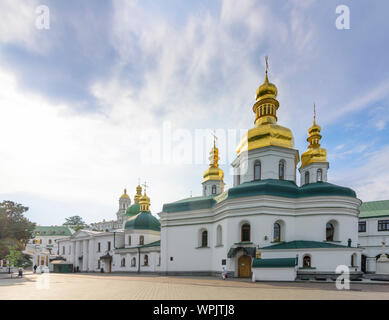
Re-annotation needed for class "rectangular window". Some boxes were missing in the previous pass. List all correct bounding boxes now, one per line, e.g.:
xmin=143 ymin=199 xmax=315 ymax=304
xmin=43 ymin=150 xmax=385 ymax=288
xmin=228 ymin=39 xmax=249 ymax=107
xmin=358 ymin=221 xmax=366 ymax=232
xmin=108 ymin=241 xmax=111 ymax=251
xmin=128 ymin=236 xmax=131 ymax=246
xmin=378 ymin=220 xmax=389 ymax=231
xmin=97 ymin=242 xmax=101 ymax=252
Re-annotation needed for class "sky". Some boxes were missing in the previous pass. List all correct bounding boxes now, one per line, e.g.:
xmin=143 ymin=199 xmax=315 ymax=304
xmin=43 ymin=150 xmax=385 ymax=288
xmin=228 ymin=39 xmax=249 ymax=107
xmin=0 ymin=0 xmax=389 ymax=226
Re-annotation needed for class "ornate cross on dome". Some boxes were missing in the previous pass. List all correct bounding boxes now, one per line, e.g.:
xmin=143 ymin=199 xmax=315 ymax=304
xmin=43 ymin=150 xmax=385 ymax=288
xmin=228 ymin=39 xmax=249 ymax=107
xmin=142 ymin=181 xmax=148 ymax=194
xmin=212 ymin=129 xmax=218 ymax=148
xmin=265 ymin=55 xmax=269 ymax=74
xmin=314 ymin=103 xmax=317 ymax=121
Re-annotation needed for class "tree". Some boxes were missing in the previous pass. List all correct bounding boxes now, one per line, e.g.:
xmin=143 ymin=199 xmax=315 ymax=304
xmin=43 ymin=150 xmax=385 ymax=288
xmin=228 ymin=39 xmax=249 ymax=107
xmin=5 ymin=245 xmax=21 ymax=273
xmin=63 ymin=215 xmax=86 ymax=231
xmin=0 ymin=201 xmax=35 ymax=260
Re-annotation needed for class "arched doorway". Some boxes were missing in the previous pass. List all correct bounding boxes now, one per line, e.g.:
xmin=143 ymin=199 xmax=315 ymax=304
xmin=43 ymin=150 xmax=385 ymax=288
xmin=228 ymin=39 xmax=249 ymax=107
xmin=361 ymin=255 xmax=367 ymax=273
xmin=238 ymin=255 xmax=251 ymax=277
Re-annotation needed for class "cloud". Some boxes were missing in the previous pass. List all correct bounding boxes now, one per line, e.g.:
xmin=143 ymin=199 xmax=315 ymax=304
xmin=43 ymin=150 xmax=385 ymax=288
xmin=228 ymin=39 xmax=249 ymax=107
xmin=331 ymin=145 xmax=389 ymax=202
xmin=0 ymin=0 xmax=49 ymax=53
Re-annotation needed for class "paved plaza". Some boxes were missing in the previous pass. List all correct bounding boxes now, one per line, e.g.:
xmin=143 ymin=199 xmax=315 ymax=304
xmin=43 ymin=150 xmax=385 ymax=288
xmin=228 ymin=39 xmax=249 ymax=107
xmin=0 ymin=272 xmax=389 ymax=300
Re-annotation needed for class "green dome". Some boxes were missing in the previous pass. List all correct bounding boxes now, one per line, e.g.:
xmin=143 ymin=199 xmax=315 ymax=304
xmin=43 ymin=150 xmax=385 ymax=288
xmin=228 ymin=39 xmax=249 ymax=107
xmin=125 ymin=203 xmax=141 ymax=217
xmin=124 ymin=211 xmax=160 ymax=231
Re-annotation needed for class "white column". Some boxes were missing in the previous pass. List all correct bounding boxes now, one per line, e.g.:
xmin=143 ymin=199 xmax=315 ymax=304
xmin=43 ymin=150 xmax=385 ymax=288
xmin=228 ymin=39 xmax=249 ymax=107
xmin=75 ymin=241 xmax=81 ymax=270
xmin=88 ymin=240 xmax=94 ymax=271
xmin=82 ymin=240 xmax=88 ymax=271
xmin=71 ymin=242 xmax=76 ymax=265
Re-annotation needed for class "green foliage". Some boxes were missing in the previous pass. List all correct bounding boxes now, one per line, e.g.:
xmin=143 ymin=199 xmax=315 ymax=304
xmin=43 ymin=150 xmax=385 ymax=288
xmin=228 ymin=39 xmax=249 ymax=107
xmin=0 ymin=201 xmax=35 ymax=259
xmin=63 ymin=215 xmax=86 ymax=231
xmin=5 ymin=245 xmax=21 ymax=268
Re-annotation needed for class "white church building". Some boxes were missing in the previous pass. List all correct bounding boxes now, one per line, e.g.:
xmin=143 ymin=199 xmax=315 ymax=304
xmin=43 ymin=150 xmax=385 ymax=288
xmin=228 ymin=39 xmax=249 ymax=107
xmin=53 ymin=65 xmax=389 ymax=281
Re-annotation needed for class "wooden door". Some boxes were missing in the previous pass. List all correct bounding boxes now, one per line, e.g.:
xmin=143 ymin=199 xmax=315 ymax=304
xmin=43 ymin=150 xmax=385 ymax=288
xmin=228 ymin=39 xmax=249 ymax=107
xmin=238 ymin=255 xmax=251 ymax=277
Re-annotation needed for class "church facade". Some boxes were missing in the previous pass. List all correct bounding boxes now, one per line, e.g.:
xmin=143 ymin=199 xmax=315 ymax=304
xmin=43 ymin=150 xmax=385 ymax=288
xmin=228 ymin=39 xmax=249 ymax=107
xmin=52 ymin=65 xmax=389 ymax=281
xmin=159 ymin=67 xmax=362 ymax=280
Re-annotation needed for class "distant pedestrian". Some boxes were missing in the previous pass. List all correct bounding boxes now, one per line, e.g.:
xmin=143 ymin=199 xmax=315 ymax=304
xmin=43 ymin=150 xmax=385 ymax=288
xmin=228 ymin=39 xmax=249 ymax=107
xmin=222 ymin=266 xmax=227 ymax=280
xmin=33 ymin=265 xmax=37 ymax=273
xmin=18 ymin=267 xmax=23 ymax=278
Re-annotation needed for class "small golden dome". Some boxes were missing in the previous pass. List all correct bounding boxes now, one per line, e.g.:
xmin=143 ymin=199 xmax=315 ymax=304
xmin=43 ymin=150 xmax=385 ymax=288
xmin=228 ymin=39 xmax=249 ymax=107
xmin=120 ymin=189 xmax=130 ymax=200
xmin=300 ymin=106 xmax=327 ymax=168
xmin=255 ymin=71 xmax=278 ymax=101
xmin=139 ymin=192 xmax=151 ymax=212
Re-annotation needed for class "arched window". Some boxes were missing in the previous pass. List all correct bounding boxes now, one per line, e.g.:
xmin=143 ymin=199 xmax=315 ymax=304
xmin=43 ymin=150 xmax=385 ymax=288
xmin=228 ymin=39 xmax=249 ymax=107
xmin=305 ymin=171 xmax=310 ymax=185
xmin=279 ymin=160 xmax=285 ymax=180
xmin=273 ymin=223 xmax=281 ymax=242
xmin=211 ymin=185 xmax=217 ymax=195
xmin=317 ymin=169 xmax=323 ymax=182
xmin=254 ymin=161 xmax=261 ymax=180
xmin=128 ymin=236 xmax=131 ymax=246
xmin=144 ymin=255 xmax=148 ymax=266
xmin=241 ymin=223 xmax=251 ymax=242
xmin=201 ymin=230 xmax=208 ymax=247
xmin=303 ymin=255 xmax=311 ymax=268
xmin=139 ymin=235 xmax=144 ymax=245
xmin=131 ymin=257 xmax=136 ymax=267
xmin=121 ymin=257 xmax=126 ymax=267
xmin=216 ymin=225 xmax=222 ymax=246
xmin=326 ymin=223 xmax=334 ymax=241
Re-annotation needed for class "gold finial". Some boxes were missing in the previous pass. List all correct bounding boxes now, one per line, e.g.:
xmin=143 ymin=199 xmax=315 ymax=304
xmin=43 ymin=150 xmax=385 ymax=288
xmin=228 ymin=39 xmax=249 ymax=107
xmin=313 ymin=103 xmax=317 ymax=124
xmin=265 ymin=56 xmax=269 ymax=75
xmin=120 ymin=188 xmax=130 ymax=199
xmin=212 ymin=129 xmax=217 ymax=148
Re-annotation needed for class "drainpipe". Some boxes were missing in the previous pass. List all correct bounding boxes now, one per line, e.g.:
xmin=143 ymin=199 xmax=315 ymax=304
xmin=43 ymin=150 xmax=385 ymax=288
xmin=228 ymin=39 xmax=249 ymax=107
xmin=137 ymin=247 xmax=140 ymax=273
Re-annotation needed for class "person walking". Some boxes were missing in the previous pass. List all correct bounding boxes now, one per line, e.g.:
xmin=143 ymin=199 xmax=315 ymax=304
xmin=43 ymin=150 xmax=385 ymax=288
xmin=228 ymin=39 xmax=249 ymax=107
xmin=222 ymin=266 xmax=227 ymax=280
xmin=18 ymin=267 xmax=23 ymax=278
xmin=33 ymin=265 xmax=37 ymax=273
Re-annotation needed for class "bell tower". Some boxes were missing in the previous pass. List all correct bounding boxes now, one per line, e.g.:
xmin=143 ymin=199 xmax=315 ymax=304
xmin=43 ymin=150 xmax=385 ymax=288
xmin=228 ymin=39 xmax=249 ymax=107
xmin=299 ymin=104 xmax=329 ymax=185
xmin=202 ymin=133 xmax=225 ymax=196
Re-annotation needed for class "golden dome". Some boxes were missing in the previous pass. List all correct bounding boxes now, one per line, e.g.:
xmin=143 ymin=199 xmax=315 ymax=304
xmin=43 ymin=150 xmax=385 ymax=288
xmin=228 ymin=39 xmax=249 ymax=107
xmin=300 ymin=107 xmax=327 ymax=168
xmin=203 ymin=135 xmax=224 ymax=182
xmin=255 ymin=71 xmax=278 ymax=101
xmin=139 ymin=192 xmax=151 ymax=212
xmin=134 ymin=184 xmax=142 ymax=204
xmin=237 ymin=57 xmax=296 ymax=155
xmin=120 ymin=189 xmax=130 ymax=200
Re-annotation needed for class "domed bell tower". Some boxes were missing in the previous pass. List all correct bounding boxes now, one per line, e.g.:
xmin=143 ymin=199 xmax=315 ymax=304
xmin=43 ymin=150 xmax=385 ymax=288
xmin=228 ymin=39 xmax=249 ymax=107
xmin=117 ymin=188 xmax=131 ymax=223
xmin=202 ymin=134 xmax=225 ymax=196
xmin=299 ymin=105 xmax=329 ymax=185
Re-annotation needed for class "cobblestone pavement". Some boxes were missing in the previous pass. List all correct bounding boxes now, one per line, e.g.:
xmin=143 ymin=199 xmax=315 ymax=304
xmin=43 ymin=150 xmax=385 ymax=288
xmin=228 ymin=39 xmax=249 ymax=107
xmin=0 ymin=272 xmax=388 ymax=300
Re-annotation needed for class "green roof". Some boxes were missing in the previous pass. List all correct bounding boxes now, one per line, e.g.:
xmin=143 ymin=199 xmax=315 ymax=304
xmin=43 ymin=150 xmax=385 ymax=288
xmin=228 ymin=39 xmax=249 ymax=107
xmin=139 ymin=240 xmax=160 ymax=248
xmin=124 ymin=211 xmax=161 ymax=232
xmin=359 ymin=200 xmax=389 ymax=219
xmin=163 ymin=195 xmax=215 ymax=213
xmin=34 ymin=226 xmax=74 ymax=236
xmin=261 ymin=240 xmax=352 ymax=250
xmin=252 ymin=257 xmax=297 ymax=268
xmin=163 ymin=179 xmax=357 ymax=213
xmin=125 ymin=203 xmax=141 ymax=216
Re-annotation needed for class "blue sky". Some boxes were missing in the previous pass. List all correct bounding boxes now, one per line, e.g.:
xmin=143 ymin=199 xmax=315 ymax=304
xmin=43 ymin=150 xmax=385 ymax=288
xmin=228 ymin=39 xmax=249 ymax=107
xmin=0 ymin=0 xmax=388 ymax=226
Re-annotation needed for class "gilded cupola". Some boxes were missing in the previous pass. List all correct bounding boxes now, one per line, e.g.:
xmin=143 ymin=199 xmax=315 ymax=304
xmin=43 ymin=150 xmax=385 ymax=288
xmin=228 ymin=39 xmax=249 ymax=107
xmin=300 ymin=105 xmax=327 ymax=168
xmin=236 ymin=57 xmax=296 ymax=155
xmin=203 ymin=134 xmax=224 ymax=183
xmin=139 ymin=182 xmax=151 ymax=212
xmin=120 ymin=188 xmax=130 ymax=200
xmin=134 ymin=184 xmax=142 ymax=204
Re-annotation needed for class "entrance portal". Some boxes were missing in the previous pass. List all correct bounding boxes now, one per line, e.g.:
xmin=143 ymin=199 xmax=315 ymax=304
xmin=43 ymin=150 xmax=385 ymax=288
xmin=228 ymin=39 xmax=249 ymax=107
xmin=238 ymin=255 xmax=252 ymax=277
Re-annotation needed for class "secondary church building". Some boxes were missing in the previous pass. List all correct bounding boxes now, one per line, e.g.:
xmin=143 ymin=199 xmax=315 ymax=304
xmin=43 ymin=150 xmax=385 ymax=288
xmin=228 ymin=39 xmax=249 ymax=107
xmin=57 ymin=65 xmax=364 ymax=281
